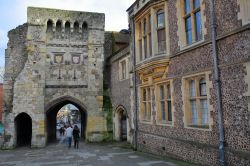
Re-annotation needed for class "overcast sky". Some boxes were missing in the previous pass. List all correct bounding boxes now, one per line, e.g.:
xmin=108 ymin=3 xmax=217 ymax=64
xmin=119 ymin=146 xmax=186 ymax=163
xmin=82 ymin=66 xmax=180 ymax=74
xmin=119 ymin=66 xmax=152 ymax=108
xmin=0 ymin=0 xmax=135 ymax=68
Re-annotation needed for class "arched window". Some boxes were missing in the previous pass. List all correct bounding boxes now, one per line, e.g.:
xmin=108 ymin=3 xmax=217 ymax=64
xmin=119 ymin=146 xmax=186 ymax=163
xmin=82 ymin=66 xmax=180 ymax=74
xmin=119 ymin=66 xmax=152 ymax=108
xmin=56 ymin=20 xmax=62 ymax=32
xmin=82 ymin=22 xmax=88 ymax=40
xmin=189 ymin=80 xmax=196 ymax=97
xmin=199 ymin=78 xmax=207 ymax=96
xmin=185 ymin=75 xmax=209 ymax=128
xmin=46 ymin=20 xmax=53 ymax=33
xmin=74 ymin=21 xmax=79 ymax=33
xmin=65 ymin=21 xmax=70 ymax=34
xmin=156 ymin=9 xmax=166 ymax=54
xmin=157 ymin=9 xmax=165 ymax=28
xmin=82 ymin=22 xmax=88 ymax=31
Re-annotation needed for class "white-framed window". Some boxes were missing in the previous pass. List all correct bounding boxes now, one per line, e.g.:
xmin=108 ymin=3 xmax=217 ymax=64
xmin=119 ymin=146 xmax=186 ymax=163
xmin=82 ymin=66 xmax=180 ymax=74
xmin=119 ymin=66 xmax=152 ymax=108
xmin=183 ymin=73 xmax=211 ymax=129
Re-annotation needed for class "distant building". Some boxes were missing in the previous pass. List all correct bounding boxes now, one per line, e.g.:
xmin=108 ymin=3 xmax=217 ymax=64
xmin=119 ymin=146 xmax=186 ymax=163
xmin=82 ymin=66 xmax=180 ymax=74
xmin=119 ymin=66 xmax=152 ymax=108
xmin=105 ymin=31 xmax=133 ymax=143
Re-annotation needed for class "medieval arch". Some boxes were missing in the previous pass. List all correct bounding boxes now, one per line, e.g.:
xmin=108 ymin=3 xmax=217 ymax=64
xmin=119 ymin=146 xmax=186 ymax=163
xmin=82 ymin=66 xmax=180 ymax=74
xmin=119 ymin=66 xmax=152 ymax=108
xmin=113 ymin=105 xmax=128 ymax=141
xmin=45 ymin=96 xmax=87 ymax=144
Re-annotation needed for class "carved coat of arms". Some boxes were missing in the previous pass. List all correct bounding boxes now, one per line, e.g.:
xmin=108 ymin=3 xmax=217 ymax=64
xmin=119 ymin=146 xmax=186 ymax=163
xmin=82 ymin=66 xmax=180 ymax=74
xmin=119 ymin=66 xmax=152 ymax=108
xmin=55 ymin=54 xmax=63 ymax=63
xmin=72 ymin=55 xmax=80 ymax=64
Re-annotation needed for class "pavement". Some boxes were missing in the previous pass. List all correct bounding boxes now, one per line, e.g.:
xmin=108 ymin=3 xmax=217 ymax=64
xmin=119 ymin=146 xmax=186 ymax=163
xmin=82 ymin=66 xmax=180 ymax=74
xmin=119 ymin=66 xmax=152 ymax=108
xmin=0 ymin=138 xmax=192 ymax=166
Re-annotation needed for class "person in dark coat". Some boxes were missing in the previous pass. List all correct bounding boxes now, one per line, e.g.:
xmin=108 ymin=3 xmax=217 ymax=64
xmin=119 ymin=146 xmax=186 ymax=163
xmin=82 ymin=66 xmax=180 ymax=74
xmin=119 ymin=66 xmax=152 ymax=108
xmin=59 ymin=127 xmax=63 ymax=136
xmin=73 ymin=125 xmax=80 ymax=149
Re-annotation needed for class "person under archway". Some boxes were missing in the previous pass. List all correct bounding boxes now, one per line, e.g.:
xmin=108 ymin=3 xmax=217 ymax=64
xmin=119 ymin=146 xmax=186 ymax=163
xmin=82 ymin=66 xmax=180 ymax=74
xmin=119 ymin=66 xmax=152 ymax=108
xmin=73 ymin=125 xmax=80 ymax=149
xmin=65 ymin=125 xmax=73 ymax=148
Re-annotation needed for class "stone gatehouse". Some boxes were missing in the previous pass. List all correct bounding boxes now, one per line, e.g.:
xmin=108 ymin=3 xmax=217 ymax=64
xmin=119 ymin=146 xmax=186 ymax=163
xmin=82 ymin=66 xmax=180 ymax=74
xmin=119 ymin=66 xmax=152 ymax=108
xmin=3 ymin=7 xmax=106 ymax=148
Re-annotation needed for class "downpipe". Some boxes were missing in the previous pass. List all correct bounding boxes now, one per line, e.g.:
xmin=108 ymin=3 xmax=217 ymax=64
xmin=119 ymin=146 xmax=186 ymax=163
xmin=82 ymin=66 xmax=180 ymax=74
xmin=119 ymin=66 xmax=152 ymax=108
xmin=131 ymin=17 xmax=138 ymax=151
xmin=210 ymin=0 xmax=226 ymax=165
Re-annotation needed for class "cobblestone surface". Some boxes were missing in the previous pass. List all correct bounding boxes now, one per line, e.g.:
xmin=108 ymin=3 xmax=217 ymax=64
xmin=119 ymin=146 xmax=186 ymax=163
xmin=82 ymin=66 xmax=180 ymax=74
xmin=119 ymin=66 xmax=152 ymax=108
xmin=0 ymin=141 xmax=191 ymax=166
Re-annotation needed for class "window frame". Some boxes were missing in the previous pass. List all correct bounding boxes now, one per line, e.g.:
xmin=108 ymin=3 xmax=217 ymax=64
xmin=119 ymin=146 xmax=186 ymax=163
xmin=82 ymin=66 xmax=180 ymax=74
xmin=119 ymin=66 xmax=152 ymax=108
xmin=156 ymin=9 xmax=166 ymax=54
xmin=156 ymin=81 xmax=173 ymax=126
xmin=237 ymin=0 xmax=250 ymax=25
xmin=134 ymin=2 xmax=170 ymax=63
xmin=121 ymin=60 xmax=126 ymax=80
xmin=143 ymin=17 xmax=148 ymax=59
xmin=140 ymin=86 xmax=152 ymax=123
xmin=183 ymin=73 xmax=211 ymax=130
xmin=183 ymin=0 xmax=202 ymax=45
xmin=119 ymin=58 xmax=128 ymax=81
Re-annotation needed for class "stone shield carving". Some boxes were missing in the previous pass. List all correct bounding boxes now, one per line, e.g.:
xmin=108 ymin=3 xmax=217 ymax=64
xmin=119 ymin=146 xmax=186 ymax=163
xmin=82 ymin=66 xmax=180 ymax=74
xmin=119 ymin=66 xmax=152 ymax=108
xmin=54 ymin=54 xmax=63 ymax=64
xmin=72 ymin=55 xmax=80 ymax=64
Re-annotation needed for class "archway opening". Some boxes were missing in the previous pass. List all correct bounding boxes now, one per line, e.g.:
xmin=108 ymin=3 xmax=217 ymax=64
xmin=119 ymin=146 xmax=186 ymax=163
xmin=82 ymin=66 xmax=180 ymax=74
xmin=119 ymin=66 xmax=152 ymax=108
xmin=114 ymin=107 xmax=127 ymax=141
xmin=15 ymin=113 xmax=32 ymax=147
xmin=46 ymin=98 xmax=87 ymax=144
xmin=56 ymin=104 xmax=81 ymax=140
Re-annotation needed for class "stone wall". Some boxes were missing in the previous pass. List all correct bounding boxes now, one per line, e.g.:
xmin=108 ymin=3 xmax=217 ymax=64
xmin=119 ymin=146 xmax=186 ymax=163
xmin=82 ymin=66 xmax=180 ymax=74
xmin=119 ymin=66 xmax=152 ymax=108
xmin=105 ymin=31 xmax=133 ymax=143
xmin=3 ymin=24 xmax=28 ymax=148
xmin=3 ymin=7 xmax=107 ymax=148
xmin=127 ymin=0 xmax=250 ymax=165
xmin=110 ymin=47 xmax=133 ymax=143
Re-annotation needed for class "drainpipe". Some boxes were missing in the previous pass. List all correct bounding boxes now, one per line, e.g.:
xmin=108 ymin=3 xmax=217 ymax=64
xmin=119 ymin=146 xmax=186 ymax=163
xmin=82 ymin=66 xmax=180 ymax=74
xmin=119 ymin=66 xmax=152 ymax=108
xmin=210 ymin=0 xmax=226 ymax=165
xmin=131 ymin=16 xmax=138 ymax=151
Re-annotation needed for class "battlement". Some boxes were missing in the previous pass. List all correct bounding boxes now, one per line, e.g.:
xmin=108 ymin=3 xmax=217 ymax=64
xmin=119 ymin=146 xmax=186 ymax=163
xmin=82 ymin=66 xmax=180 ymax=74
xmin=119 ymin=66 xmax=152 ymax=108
xmin=27 ymin=7 xmax=105 ymax=30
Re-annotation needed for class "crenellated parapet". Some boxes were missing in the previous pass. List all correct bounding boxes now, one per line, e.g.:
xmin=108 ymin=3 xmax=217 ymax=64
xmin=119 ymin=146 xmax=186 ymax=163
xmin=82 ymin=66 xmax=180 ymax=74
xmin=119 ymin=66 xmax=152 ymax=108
xmin=27 ymin=7 xmax=104 ymax=29
xmin=27 ymin=7 xmax=104 ymax=42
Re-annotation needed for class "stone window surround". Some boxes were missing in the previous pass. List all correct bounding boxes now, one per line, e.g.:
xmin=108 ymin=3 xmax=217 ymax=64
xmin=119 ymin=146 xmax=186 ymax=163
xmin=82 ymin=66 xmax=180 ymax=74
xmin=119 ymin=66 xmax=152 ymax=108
xmin=182 ymin=71 xmax=213 ymax=131
xmin=176 ymin=0 xmax=207 ymax=50
xmin=237 ymin=0 xmax=250 ymax=26
xmin=119 ymin=57 xmax=129 ymax=81
xmin=135 ymin=1 xmax=170 ymax=64
xmin=155 ymin=80 xmax=174 ymax=126
xmin=139 ymin=85 xmax=153 ymax=124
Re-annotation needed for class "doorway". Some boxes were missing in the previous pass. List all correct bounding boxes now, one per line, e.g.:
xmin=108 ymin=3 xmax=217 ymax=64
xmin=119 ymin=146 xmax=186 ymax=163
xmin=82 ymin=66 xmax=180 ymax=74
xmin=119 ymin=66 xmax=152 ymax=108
xmin=114 ymin=107 xmax=127 ymax=141
xmin=120 ymin=112 xmax=127 ymax=141
xmin=15 ymin=113 xmax=32 ymax=147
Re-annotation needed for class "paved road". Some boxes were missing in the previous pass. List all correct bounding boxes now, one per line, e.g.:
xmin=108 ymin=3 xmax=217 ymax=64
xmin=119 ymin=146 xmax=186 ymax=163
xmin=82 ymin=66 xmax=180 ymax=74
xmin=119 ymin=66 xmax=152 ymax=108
xmin=0 ymin=141 xmax=191 ymax=166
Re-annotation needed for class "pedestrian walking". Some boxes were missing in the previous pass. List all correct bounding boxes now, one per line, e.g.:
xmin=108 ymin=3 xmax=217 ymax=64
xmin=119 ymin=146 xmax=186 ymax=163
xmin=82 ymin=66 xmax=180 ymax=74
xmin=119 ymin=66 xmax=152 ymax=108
xmin=62 ymin=127 xmax=65 ymax=136
xmin=73 ymin=125 xmax=80 ymax=149
xmin=59 ymin=127 xmax=63 ymax=136
xmin=65 ymin=125 xmax=73 ymax=148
